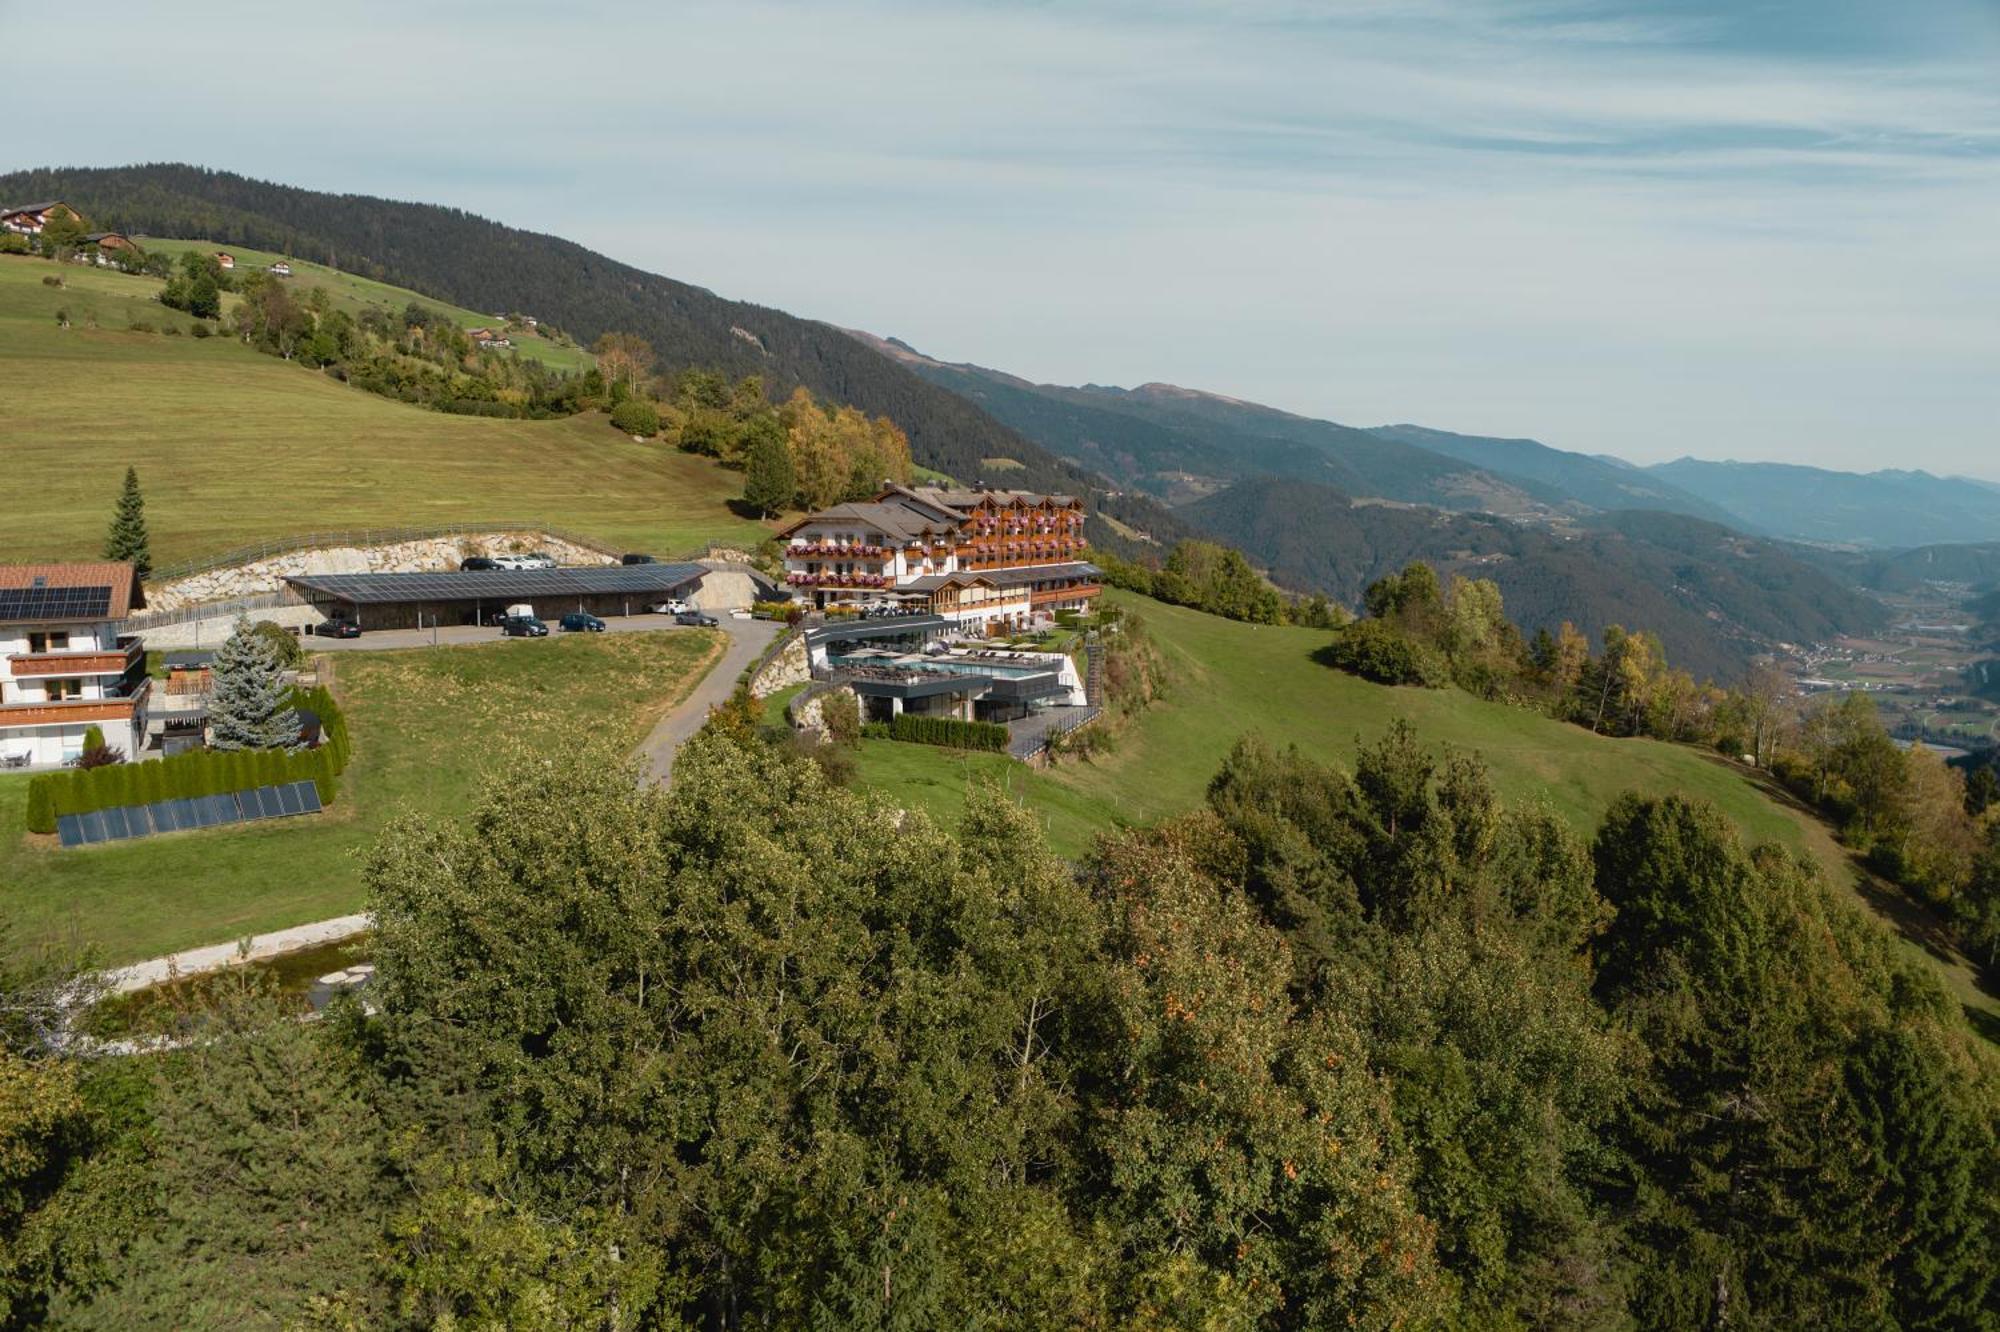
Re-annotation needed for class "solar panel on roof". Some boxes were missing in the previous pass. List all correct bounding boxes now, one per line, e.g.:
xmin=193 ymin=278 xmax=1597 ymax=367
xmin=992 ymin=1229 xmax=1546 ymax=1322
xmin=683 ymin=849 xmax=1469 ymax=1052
xmin=287 ymin=564 xmax=705 ymax=604
xmin=0 ymin=584 xmax=112 ymax=621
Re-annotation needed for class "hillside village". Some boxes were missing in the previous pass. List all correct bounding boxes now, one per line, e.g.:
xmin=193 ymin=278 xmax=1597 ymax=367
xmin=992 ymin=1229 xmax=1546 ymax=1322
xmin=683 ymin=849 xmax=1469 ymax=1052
xmin=0 ymin=159 xmax=1997 ymax=1328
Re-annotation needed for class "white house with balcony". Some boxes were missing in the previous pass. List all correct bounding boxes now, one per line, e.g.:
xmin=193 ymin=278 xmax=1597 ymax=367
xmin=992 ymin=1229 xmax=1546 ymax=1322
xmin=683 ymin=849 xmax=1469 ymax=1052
xmin=0 ymin=563 xmax=150 ymax=769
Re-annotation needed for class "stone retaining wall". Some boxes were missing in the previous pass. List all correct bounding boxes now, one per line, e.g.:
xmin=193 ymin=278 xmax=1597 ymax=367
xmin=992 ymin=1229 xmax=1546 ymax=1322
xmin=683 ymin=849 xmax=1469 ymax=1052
xmin=750 ymin=631 xmax=810 ymax=699
xmin=148 ymin=532 xmax=616 ymax=611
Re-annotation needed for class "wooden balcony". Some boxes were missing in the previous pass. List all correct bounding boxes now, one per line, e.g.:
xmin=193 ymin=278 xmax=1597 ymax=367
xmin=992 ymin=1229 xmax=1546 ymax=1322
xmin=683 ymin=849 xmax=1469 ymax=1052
xmin=9 ymin=639 xmax=143 ymax=677
xmin=1031 ymin=585 xmax=1102 ymax=606
xmin=0 ymin=679 xmax=150 ymax=729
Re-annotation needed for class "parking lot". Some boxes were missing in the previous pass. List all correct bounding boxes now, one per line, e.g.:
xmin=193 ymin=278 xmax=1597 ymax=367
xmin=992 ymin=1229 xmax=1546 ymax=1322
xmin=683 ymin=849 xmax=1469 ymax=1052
xmin=301 ymin=611 xmax=733 ymax=651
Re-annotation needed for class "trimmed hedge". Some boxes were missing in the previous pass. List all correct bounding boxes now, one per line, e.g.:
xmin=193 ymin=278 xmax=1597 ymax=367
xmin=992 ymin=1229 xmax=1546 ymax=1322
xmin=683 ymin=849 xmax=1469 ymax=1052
xmin=24 ymin=685 xmax=352 ymax=835
xmin=883 ymin=713 xmax=1009 ymax=752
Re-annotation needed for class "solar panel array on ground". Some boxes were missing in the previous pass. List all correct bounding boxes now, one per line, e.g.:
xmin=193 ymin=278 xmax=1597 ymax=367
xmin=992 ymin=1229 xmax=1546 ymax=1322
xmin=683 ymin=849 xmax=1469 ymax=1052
xmin=55 ymin=781 xmax=324 ymax=848
xmin=0 ymin=584 xmax=112 ymax=621
xmin=285 ymin=565 xmax=706 ymax=605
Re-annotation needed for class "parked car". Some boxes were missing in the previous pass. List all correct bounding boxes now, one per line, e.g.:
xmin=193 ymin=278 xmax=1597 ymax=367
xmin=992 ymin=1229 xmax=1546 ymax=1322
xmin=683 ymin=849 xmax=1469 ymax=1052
xmin=674 ymin=610 xmax=719 ymax=628
xmin=559 ymin=612 xmax=606 ymax=633
xmin=311 ymin=618 xmax=362 ymax=638
xmin=648 ymin=598 xmax=694 ymax=616
xmin=517 ymin=552 xmax=557 ymax=569
xmin=459 ymin=556 xmax=500 ymax=571
xmin=620 ymin=553 xmax=657 ymax=565
xmin=500 ymin=615 xmax=549 ymax=638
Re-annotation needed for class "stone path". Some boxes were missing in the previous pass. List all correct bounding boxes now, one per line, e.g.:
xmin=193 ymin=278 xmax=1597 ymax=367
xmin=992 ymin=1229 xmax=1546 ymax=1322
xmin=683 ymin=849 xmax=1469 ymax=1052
xmin=102 ymin=913 xmax=373 ymax=994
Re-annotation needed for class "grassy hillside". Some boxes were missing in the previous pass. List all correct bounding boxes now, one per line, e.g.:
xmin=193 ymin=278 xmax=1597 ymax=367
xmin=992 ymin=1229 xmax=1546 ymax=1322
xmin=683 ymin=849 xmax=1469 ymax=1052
xmin=0 ymin=630 xmax=720 ymax=964
xmin=0 ymin=255 xmax=769 ymax=564
xmin=855 ymin=590 xmax=1999 ymax=1030
xmin=0 ymin=163 xmax=1205 ymax=559
xmin=140 ymin=237 xmax=593 ymax=372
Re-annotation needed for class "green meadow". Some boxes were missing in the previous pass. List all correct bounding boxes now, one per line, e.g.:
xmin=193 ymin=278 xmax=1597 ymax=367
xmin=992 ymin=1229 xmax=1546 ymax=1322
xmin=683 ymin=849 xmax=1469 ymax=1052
xmin=854 ymin=592 xmax=2000 ymax=1031
xmin=0 ymin=630 xmax=720 ymax=965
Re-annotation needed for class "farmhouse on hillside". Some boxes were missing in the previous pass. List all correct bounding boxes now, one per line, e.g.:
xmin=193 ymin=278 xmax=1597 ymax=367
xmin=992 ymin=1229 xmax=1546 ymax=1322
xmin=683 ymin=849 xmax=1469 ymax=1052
xmin=0 ymin=563 xmax=149 ymax=768
xmin=780 ymin=484 xmax=1100 ymax=635
xmin=268 ymin=261 xmax=292 ymax=277
xmin=82 ymin=232 xmax=142 ymax=265
xmin=214 ymin=251 xmax=235 ymax=269
xmin=0 ymin=200 xmax=82 ymax=235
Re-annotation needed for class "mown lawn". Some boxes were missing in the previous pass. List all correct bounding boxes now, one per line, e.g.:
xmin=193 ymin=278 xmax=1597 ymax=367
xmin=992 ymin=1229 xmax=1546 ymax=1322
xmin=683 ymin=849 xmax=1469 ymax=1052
xmin=0 ymin=255 xmax=771 ymax=565
xmin=138 ymin=238 xmax=595 ymax=372
xmin=0 ymin=630 xmax=720 ymax=965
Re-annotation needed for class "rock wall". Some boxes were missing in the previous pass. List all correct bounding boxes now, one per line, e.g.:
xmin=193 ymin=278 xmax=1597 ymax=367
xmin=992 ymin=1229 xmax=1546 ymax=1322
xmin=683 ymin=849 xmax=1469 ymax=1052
xmin=149 ymin=533 xmax=615 ymax=611
xmin=750 ymin=631 xmax=809 ymax=699
xmin=788 ymin=684 xmax=858 ymax=740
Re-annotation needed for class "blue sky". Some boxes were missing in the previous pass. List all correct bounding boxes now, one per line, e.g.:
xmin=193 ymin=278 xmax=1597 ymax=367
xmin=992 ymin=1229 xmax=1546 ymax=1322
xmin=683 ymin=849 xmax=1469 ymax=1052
xmin=6 ymin=0 xmax=1998 ymax=474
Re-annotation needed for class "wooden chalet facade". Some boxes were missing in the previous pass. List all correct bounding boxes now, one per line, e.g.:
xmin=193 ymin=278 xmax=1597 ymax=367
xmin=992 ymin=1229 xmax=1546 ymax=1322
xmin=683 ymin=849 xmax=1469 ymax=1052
xmin=780 ymin=485 xmax=1099 ymax=633
xmin=0 ymin=200 xmax=82 ymax=236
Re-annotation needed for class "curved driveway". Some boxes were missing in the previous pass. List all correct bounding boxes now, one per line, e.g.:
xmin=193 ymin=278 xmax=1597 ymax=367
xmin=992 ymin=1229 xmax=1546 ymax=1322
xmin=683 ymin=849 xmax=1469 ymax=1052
xmin=639 ymin=616 xmax=781 ymax=783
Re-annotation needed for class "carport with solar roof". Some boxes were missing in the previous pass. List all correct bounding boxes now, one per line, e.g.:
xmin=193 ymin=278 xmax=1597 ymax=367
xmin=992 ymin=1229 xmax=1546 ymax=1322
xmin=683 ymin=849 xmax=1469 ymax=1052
xmin=284 ymin=564 xmax=709 ymax=630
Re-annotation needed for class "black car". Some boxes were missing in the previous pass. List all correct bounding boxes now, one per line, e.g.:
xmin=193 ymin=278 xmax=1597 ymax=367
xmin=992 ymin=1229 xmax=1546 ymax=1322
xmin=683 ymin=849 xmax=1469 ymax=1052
xmin=311 ymin=618 xmax=362 ymax=638
xmin=459 ymin=556 xmax=500 ymax=571
xmin=620 ymin=553 xmax=657 ymax=565
xmin=559 ymin=612 xmax=605 ymax=632
xmin=674 ymin=610 xmax=719 ymax=628
xmin=500 ymin=615 xmax=549 ymax=638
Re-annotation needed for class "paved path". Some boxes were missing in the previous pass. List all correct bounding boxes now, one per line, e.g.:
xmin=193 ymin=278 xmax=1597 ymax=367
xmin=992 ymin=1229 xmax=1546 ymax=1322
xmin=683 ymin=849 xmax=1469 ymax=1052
xmin=640 ymin=616 xmax=782 ymax=783
xmin=99 ymin=618 xmax=781 ymax=995
xmin=102 ymin=913 xmax=373 ymax=994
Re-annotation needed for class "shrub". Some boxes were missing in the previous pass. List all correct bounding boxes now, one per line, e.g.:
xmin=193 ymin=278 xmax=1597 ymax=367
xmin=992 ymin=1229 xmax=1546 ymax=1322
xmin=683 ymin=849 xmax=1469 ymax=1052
xmin=187 ymin=321 xmax=210 ymax=338
xmin=819 ymin=689 xmax=861 ymax=747
xmin=127 ymin=320 xmax=157 ymax=334
xmin=885 ymin=713 xmax=1008 ymax=751
xmin=250 ymin=619 xmax=307 ymax=670
xmin=25 ymin=782 xmax=55 ymax=835
xmin=23 ymin=685 xmax=354 ymax=830
xmin=609 ymin=399 xmax=660 ymax=438
xmin=40 ymin=274 xmax=62 ymax=288
xmin=1316 ymin=619 xmax=1450 ymax=688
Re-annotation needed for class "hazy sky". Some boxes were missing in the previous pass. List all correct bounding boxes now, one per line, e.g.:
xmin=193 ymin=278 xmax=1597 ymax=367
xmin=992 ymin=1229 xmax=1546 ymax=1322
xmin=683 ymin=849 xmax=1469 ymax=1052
xmin=7 ymin=0 xmax=1999 ymax=474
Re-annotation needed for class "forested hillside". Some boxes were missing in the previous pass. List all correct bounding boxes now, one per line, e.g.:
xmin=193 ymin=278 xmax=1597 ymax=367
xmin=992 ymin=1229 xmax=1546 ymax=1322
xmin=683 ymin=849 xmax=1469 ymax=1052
xmin=1369 ymin=422 xmax=1744 ymax=525
xmin=0 ymin=164 xmax=1196 ymax=553
xmin=1651 ymin=458 xmax=2000 ymax=548
xmin=1188 ymin=477 xmax=1884 ymax=679
xmin=857 ymin=331 xmax=1565 ymax=512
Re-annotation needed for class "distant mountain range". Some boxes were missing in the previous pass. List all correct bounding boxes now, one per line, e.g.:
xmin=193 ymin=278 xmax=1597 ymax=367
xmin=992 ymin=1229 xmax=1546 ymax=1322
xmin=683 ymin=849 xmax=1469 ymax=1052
xmin=857 ymin=334 xmax=2000 ymax=554
xmin=1644 ymin=460 xmax=2000 ymax=550
xmin=1183 ymin=481 xmax=1881 ymax=681
xmin=857 ymin=335 xmax=1914 ymax=674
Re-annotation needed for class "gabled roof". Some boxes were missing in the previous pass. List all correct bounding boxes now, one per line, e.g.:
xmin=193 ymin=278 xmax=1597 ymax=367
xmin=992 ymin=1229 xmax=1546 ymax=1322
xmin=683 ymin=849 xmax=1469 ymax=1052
xmin=0 ymin=200 xmax=67 ymax=217
xmin=0 ymin=562 xmax=146 ymax=622
xmin=779 ymin=499 xmax=954 ymax=542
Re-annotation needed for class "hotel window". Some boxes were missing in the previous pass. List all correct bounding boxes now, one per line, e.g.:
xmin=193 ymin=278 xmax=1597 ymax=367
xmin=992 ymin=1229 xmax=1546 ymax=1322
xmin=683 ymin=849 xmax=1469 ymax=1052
xmin=27 ymin=631 xmax=69 ymax=653
xmin=44 ymin=678 xmax=84 ymax=701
